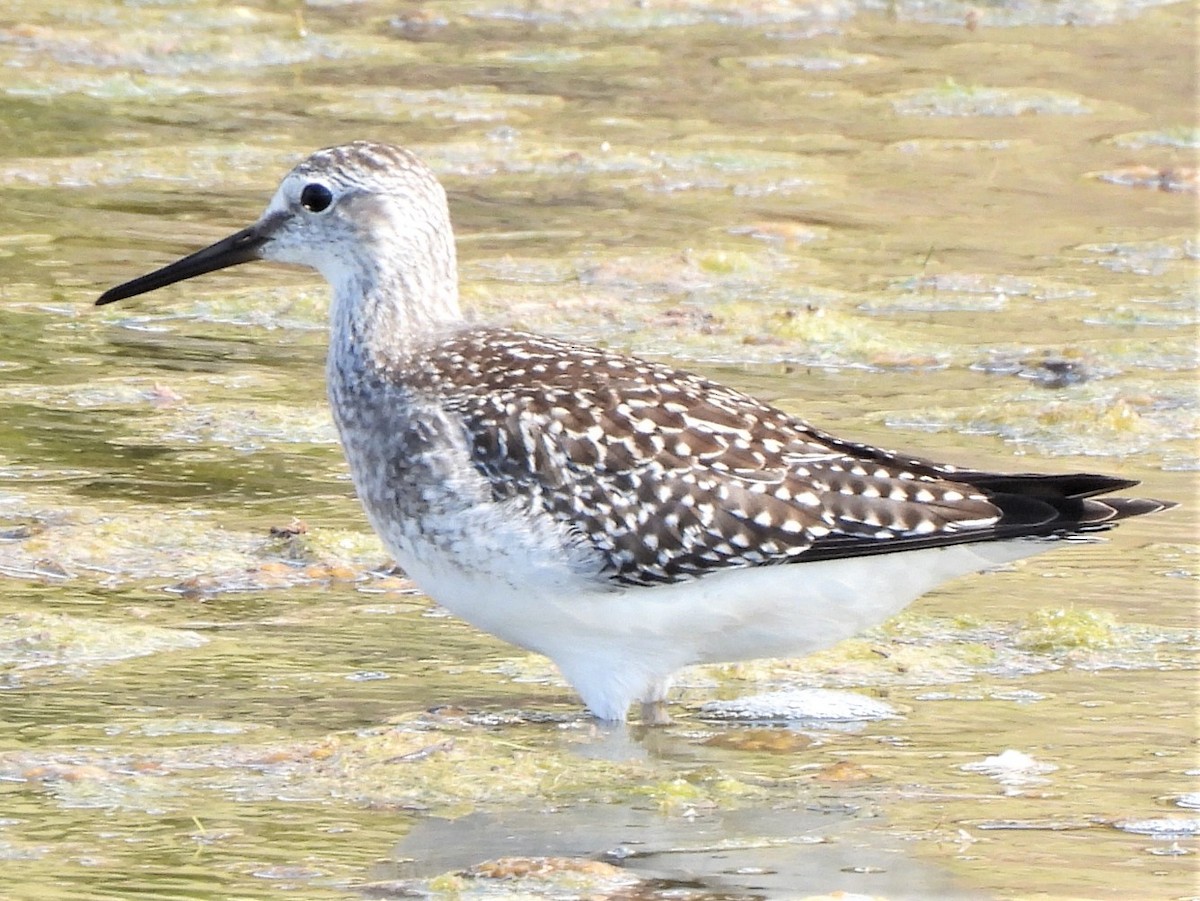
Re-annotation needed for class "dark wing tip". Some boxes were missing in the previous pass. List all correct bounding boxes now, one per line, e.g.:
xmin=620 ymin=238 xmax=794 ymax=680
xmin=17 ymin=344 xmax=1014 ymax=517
xmin=1084 ymin=496 xmax=1178 ymax=523
xmin=982 ymin=474 xmax=1176 ymax=535
xmin=957 ymin=471 xmax=1141 ymax=500
xmin=799 ymin=474 xmax=1176 ymax=564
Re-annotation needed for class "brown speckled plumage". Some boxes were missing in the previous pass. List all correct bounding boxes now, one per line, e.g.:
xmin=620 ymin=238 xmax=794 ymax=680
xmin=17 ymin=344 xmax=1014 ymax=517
xmin=404 ymin=327 xmax=1005 ymax=586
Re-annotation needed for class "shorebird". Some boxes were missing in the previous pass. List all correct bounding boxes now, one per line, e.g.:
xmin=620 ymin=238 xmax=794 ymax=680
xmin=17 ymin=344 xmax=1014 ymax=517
xmin=97 ymin=142 xmax=1173 ymax=723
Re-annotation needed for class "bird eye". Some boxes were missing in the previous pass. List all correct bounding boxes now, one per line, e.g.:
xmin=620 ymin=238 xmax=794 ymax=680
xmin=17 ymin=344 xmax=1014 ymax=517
xmin=300 ymin=183 xmax=333 ymax=213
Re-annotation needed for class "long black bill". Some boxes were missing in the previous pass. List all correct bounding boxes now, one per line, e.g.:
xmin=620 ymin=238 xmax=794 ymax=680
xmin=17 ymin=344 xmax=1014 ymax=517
xmin=96 ymin=224 xmax=269 ymax=306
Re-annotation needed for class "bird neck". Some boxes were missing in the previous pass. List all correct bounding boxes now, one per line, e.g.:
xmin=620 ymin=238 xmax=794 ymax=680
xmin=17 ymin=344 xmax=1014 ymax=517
xmin=328 ymin=234 xmax=462 ymax=371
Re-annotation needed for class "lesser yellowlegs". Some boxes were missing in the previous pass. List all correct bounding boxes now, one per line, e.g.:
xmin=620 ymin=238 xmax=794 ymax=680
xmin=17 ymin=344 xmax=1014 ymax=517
xmin=97 ymin=142 xmax=1174 ymax=723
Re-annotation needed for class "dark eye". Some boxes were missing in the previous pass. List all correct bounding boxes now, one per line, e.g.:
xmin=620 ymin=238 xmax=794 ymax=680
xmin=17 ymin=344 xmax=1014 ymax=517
xmin=300 ymin=183 xmax=333 ymax=213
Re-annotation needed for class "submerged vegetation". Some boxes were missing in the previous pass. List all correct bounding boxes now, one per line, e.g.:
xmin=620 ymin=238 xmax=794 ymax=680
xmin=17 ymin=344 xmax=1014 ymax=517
xmin=0 ymin=0 xmax=1193 ymax=898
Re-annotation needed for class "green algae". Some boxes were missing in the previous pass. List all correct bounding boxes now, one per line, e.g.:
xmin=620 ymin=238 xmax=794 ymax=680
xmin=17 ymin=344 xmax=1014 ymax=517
xmin=701 ymin=299 xmax=947 ymax=369
xmin=0 ymin=712 xmax=777 ymax=824
xmin=314 ymin=86 xmax=568 ymax=126
xmin=418 ymin=856 xmax=643 ymax=898
xmin=1109 ymin=127 xmax=1200 ymax=150
xmin=883 ymin=379 xmax=1198 ymax=460
xmin=888 ymin=81 xmax=1095 ymax=117
xmin=0 ymin=610 xmax=205 ymax=672
xmin=0 ymin=490 xmax=388 ymax=595
xmin=0 ymin=145 xmax=297 ymax=190
xmin=698 ymin=606 xmax=1197 ymax=702
xmin=705 ymin=632 xmax=998 ymax=694
xmin=0 ymin=0 xmax=1193 ymax=899
xmin=263 ymin=526 xmax=385 ymax=568
xmin=630 ymin=771 xmax=765 ymax=815
xmin=1015 ymin=607 xmax=1123 ymax=652
xmin=726 ymin=50 xmax=876 ymax=71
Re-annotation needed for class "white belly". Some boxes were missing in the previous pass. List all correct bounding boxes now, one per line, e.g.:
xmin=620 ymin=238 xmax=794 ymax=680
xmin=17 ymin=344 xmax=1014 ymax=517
xmin=392 ymin=532 xmax=1056 ymax=721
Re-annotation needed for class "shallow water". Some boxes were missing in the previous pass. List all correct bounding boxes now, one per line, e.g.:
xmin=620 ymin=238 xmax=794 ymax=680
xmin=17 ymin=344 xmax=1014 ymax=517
xmin=0 ymin=1 xmax=1196 ymax=899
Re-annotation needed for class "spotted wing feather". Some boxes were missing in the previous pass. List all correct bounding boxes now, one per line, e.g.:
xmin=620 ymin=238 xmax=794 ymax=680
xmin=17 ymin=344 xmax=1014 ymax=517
xmin=413 ymin=328 xmax=1053 ymax=585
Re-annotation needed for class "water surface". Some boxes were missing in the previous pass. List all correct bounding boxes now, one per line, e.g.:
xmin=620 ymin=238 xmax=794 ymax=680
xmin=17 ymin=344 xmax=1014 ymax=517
xmin=0 ymin=1 xmax=1195 ymax=899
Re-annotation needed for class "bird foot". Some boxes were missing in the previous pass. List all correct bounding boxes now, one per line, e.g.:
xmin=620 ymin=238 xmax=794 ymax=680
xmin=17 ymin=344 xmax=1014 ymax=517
xmin=640 ymin=699 xmax=673 ymax=726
